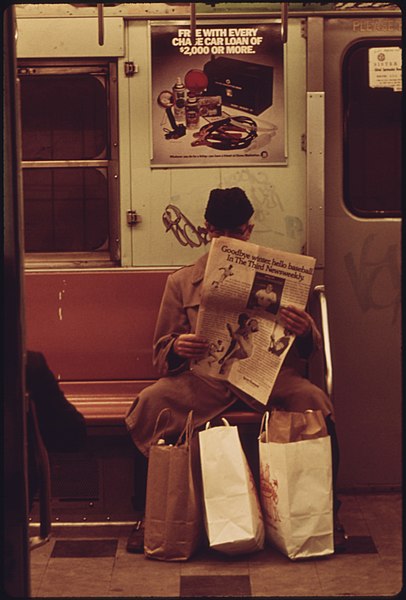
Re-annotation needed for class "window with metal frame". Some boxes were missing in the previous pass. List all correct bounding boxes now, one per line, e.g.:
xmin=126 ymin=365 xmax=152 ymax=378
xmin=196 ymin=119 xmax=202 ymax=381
xmin=343 ymin=40 xmax=401 ymax=218
xmin=18 ymin=61 xmax=120 ymax=266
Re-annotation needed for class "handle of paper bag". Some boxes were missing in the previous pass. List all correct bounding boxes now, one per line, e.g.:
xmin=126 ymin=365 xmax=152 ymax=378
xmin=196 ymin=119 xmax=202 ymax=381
xmin=204 ymin=417 xmax=231 ymax=430
xmin=175 ymin=410 xmax=194 ymax=448
xmin=151 ymin=407 xmax=172 ymax=445
xmin=259 ymin=411 xmax=270 ymax=444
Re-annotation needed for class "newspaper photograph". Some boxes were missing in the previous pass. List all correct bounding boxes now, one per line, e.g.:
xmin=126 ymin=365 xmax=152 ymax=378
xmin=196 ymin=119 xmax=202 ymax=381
xmin=192 ymin=237 xmax=316 ymax=405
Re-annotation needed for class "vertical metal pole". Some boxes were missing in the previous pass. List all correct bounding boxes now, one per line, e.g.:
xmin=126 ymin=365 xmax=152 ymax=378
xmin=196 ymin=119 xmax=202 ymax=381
xmin=98 ymin=3 xmax=104 ymax=46
xmin=190 ymin=2 xmax=196 ymax=45
xmin=281 ymin=2 xmax=288 ymax=43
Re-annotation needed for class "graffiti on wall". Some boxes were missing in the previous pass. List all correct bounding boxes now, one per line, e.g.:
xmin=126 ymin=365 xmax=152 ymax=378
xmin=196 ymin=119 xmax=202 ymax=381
xmin=344 ymin=233 xmax=400 ymax=324
xmin=162 ymin=204 xmax=210 ymax=248
xmin=226 ymin=169 xmax=304 ymax=240
xmin=162 ymin=169 xmax=305 ymax=249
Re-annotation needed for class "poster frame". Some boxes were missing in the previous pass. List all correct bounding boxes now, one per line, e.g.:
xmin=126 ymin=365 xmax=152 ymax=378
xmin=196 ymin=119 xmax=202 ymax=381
xmin=148 ymin=19 xmax=288 ymax=169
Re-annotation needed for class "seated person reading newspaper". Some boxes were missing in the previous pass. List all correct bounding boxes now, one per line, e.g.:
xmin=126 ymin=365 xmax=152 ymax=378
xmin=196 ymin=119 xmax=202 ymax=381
xmin=125 ymin=187 xmax=347 ymax=553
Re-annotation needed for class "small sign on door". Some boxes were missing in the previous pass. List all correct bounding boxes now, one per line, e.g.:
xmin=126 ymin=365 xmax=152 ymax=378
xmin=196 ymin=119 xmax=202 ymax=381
xmin=369 ymin=47 xmax=402 ymax=92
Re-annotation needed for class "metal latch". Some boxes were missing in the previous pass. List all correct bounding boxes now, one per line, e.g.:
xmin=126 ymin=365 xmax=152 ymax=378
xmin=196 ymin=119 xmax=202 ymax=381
xmin=124 ymin=62 xmax=138 ymax=77
xmin=127 ymin=210 xmax=141 ymax=226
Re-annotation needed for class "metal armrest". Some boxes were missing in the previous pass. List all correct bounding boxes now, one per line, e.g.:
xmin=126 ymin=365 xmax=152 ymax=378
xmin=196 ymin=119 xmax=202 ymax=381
xmin=313 ymin=285 xmax=333 ymax=398
xmin=28 ymin=398 xmax=51 ymax=549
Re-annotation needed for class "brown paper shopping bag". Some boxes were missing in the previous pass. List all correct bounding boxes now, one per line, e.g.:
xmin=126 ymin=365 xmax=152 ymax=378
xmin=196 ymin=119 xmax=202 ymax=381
xmin=144 ymin=409 xmax=203 ymax=561
xmin=258 ymin=410 xmax=334 ymax=560
xmin=199 ymin=418 xmax=264 ymax=555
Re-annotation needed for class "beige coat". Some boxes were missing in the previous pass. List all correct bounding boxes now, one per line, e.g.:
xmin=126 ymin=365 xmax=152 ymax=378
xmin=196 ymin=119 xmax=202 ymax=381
xmin=125 ymin=253 xmax=334 ymax=456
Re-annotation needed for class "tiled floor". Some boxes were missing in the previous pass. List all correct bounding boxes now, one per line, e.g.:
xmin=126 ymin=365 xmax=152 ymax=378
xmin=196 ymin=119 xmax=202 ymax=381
xmin=29 ymin=492 xmax=403 ymax=597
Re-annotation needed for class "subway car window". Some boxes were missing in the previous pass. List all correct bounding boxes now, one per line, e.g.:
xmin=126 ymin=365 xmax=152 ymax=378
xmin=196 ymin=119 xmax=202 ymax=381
xmin=23 ymin=168 xmax=108 ymax=252
xmin=343 ymin=41 xmax=401 ymax=218
xmin=20 ymin=74 xmax=107 ymax=160
xmin=18 ymin=63 xmax=118 ymax=262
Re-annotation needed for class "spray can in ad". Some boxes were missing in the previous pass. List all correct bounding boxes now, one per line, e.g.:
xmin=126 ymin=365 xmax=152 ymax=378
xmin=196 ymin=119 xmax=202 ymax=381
xmin=172 ymin=77 xmax=186 ymax=122
xmin=185 ymin=94 xmax=200 ymax=130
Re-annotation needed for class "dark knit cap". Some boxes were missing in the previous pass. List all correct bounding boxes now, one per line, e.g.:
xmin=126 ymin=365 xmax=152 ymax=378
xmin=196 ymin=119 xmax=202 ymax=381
xmin=204 ymin=187 xmax=254 ymax=229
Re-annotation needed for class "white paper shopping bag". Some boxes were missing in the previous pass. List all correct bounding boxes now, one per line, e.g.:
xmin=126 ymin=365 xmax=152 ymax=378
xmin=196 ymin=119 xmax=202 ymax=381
xmin=258 ymin=411 xmax=334 ymax=560
xmin=199 ymin=419 xmax=264 ymax=555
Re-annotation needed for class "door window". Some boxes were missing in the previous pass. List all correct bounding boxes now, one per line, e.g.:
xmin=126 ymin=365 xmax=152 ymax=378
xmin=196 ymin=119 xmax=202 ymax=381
xmin=343 ymin=41 xmax=401 ymax=217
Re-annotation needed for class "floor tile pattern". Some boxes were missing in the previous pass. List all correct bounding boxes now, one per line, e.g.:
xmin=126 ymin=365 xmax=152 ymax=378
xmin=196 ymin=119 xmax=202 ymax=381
xmin=51 ymin=539 xmax=118 ymax=558
xmin=180 ymin=575 xmax=251 ymax=597
xmin=344 ymin=535 xmax=377 ymax=554
xmin=29 ymin=493 xmax=403 ymax=598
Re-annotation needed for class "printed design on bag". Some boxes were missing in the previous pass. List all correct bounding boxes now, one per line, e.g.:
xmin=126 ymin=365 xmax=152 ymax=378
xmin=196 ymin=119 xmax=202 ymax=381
xmin=260 ymin=464 xmax=281 ymax=526
xmin=248 ymin=463 xmax=263 ymax=519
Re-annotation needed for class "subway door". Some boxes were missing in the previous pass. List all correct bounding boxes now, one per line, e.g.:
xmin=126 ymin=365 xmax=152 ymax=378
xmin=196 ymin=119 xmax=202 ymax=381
xmin=323 ymin=17 xmax=401 ymax=489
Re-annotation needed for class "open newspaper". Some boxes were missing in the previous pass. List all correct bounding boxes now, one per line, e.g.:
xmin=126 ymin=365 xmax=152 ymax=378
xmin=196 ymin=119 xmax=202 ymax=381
xmin=192 ymin=237 xmax=316 ymax=405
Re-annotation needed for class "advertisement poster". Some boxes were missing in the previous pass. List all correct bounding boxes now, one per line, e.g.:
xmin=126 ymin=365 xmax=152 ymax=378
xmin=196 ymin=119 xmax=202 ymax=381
xmin=150 ymin=22 xmax=286 ymax=167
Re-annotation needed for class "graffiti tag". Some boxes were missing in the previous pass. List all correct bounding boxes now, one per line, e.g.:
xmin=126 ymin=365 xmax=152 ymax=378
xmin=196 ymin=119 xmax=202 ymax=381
xmin=162 ymin=204 xmax=210 ymax=248
xmin=344 ymin=233 xmax=400 ymax=324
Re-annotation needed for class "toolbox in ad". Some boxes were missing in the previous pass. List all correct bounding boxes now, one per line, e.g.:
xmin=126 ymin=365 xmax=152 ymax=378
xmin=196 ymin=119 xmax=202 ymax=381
xmin=203 ymin=57 xmax=273 ymax=116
